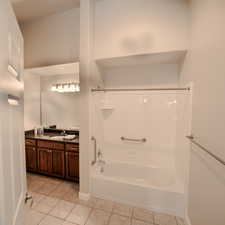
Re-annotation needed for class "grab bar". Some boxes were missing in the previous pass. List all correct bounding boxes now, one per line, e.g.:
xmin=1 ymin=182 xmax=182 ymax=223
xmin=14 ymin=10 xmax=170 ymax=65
xmin=121 ymin=136 xmax=147 ymax=143
xmin=186 ymin=135 xmax=225 ymax=166
xmin=91 ymin=136 xmax=97 ymax=165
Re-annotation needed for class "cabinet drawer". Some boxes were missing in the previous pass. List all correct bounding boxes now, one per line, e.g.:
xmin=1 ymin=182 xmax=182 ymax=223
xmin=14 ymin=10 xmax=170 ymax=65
xmin=25 ymin=139 xmax=36 ymax=146
xmin=65 ymin=144 xmax=79 ymax=152
xmin=37 ymin=140 xmax=64 ymax=150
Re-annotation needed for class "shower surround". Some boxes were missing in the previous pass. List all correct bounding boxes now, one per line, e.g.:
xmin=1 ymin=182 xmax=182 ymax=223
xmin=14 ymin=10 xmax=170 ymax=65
xmin=91 ymin=91 xmax=190 ymax=217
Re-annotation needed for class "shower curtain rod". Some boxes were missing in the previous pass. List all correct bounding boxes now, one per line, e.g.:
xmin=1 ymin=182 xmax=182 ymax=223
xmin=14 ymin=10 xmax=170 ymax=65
xmin=91 ymin=87 xmax=190 ymax=92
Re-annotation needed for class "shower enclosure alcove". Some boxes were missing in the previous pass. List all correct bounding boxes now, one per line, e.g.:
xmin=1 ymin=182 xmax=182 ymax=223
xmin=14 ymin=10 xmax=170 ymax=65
xmin=90 ymin=51 xmax=191 ymax=217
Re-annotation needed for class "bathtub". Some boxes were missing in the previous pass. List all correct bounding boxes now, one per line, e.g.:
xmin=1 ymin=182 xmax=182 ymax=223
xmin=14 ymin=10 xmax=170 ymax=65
xmin=90 ymin=161 xmax=185 ymax=217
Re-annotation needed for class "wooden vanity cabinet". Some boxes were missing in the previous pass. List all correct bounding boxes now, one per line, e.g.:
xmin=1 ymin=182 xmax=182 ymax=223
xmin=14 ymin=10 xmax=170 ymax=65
xmin=51 ymin=150 xmax=65 ymax=178
xmin=25 ymin=138 xmax=79 ymax=182
xmin=37 ymin=148 xmax=52 ymax=175
xmin=25 ymin=139 xmax=37 ymax=172
xmin=65 ymin=144 xmax=79 ymax=181
xmin=26 ymin=146 xmax=37 ymax=172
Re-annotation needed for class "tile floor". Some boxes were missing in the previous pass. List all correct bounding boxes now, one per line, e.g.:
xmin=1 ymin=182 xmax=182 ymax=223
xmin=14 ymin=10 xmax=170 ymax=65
xmin=26 ymin=173 xmax=186 ymax=225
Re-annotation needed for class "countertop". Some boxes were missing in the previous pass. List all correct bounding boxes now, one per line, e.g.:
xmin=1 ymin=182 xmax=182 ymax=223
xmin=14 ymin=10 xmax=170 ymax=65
xmin=25 ymin=133 xmax=79 ymax=144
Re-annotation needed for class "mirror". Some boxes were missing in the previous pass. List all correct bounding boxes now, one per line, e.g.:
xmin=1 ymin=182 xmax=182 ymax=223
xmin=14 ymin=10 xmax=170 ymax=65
xmin=24 ymin=62 xmax=80 ymax=131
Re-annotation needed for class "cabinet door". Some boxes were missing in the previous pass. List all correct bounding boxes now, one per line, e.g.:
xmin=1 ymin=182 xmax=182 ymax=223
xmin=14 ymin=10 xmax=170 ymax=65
xmin=52 ymin=150 xmax=65 ymax=178
xmin=25 ymin=146 xmax=37 ymax=172
xmin=65 ymin=152 xmax=79 ymax=181
xmin=38 ymin=148 xmax=52 ymax=174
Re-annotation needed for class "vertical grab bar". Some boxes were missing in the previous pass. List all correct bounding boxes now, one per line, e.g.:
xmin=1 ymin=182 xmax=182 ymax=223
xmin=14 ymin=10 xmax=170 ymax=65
xmin=91 ymin=136 xmax=97 ymax=165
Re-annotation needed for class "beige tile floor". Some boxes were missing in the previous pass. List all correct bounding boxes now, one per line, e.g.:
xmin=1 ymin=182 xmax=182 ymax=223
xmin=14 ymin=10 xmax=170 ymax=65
xmin=26 ymin=173 xmax=186 ymax=225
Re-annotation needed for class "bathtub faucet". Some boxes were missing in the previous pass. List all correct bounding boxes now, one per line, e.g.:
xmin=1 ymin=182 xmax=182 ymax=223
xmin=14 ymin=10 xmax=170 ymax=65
xmin=97 ymin=150 xmax=106 ymax=164
xmin=97 ymin=150 xmax=105 ymax=173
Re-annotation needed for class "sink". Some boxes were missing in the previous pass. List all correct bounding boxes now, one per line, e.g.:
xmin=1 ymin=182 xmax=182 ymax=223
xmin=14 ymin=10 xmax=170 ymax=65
xmin=50 ymin=136 xmax=65 ymax=140
xmin=37 ymin=134 xmax=76 ymax=141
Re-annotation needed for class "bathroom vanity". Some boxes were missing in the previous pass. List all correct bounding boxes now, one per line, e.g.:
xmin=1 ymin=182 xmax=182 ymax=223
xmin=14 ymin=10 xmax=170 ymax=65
xmin=25 ymin=129 xmax=79 ymax=182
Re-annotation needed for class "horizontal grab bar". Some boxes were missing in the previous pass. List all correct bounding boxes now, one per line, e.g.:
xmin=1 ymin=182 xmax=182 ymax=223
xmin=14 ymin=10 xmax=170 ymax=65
xmin=186 ymin=135 xmax=225 ymax=166
xmin=121 ymin=136 xmax=147 ymax=143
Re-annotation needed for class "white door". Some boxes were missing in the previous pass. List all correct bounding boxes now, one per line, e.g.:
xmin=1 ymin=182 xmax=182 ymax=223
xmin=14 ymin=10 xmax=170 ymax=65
xmin=0 ymin=94 xmax=27 ymax=225
xmin=0 ymin=0 xmax=26 ymax=225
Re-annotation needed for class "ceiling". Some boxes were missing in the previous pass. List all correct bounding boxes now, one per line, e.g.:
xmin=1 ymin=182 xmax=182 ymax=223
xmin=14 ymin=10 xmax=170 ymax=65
xmin=11 ymin=0 xmax=80 ymax=22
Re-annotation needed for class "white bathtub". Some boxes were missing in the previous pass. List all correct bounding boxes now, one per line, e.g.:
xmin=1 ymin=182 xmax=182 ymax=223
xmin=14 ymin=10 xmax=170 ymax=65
xmin=90 ymin=161 xmax=185 ymax=217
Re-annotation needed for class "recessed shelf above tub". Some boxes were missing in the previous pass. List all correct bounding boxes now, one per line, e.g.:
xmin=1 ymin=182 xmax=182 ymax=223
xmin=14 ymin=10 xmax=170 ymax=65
xmin=95 ymin=50 xmax=187 ymax=68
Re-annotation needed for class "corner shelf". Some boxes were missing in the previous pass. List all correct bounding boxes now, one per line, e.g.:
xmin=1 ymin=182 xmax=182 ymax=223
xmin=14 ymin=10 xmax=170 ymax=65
xmin=95 ymin=50 xmax=187 ymax=68
xmin=100 ymin=106 xmax=114 ymax=110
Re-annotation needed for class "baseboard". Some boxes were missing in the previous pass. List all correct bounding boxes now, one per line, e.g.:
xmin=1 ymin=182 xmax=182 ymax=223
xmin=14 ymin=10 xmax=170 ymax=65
xmin=13 ymin=192 xmax=25 ymax=225
xmin=185 ymin=213 xmax=192 ymax=225
xmin=79 ymin=192 xmax=91 ymax=201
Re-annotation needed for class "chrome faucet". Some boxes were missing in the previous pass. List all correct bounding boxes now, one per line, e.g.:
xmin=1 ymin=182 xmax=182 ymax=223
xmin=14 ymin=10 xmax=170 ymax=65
xmin=97 ymin=150 xmax=106 ymax=165
xmin=61 ymin=130 xmax=66 ymax=136
xmin=97 ymin=150 xmax=105 ymax=173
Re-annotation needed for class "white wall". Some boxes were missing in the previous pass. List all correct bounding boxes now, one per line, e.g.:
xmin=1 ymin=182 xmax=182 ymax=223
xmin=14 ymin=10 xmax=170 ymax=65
xmin=21 ymin=7 xmax=80 ymax=68
xmin=175 ymin=93 xmax=191 ymax=184
xmin=41 ymin=74 xmax=80 ymax=129
xmin=180 ymin=0 xmax=225 ymax=224
xmin=24 ymin=73 xmax=41 ymax=130
xmin=94 ymin=0 xmax=189 ymax=60
xmin=79 ymin=0 xmax=95 ymax=196
xmin=102 ymin=64 xmax=179 ymax=88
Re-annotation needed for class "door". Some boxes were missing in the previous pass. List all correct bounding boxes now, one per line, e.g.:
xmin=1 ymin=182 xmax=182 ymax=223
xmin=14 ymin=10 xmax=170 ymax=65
xmin=37 ymin=148 xmax=52 ymax=174
xmin=25 ymin=146 xmax=37 ymax=172
xmin=0 ymin=1 xmax=26 ymax=225
xmin=52 ymin=150 xmax=65 ymax=178
xmin=65 ymin=152 xmax=79 ymax=181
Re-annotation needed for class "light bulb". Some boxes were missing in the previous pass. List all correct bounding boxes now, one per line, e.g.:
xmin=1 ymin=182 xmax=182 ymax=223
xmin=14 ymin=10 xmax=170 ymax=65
xmin=51 ymin=85 xmax=57 ymax=91
xmin=75 ymin=84 xmax=80 ymax=92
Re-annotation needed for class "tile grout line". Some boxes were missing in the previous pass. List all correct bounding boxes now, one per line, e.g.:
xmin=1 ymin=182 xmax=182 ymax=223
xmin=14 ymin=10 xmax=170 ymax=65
xmin=84 ymin=207 xmax=94 ymax=225
xmin=28 ymin=174 xmax=184 ymax=225
xmin=29 ymin=173 xmax=79 ymax=225
xmin=43 ymin=184 xmax=79 ymax=224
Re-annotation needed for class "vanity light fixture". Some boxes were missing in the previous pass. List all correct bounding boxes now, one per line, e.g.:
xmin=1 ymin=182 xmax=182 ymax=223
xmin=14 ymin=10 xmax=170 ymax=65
xmin=51 ymin=82 xmax=80 ymax=93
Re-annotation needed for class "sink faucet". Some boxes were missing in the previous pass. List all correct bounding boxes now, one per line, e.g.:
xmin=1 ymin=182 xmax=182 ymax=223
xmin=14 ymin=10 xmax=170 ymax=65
xmin=61 ymin=130 xmax=66 ymax=136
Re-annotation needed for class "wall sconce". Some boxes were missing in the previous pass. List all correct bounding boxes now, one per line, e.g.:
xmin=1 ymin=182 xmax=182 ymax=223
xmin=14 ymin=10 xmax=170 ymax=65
xmin=8 ymin=95 xmax=20 ymax=106
xmin=8 ymin=64 xmax=19 ymax=78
